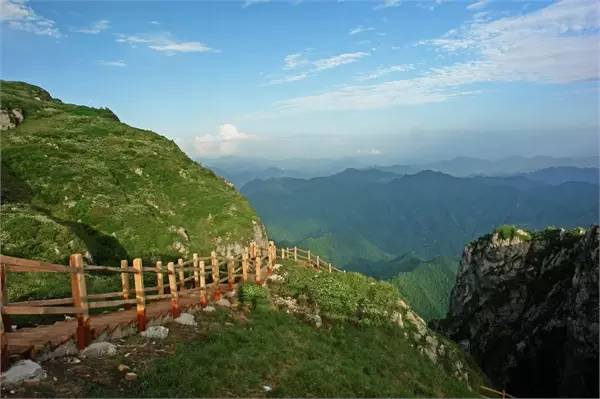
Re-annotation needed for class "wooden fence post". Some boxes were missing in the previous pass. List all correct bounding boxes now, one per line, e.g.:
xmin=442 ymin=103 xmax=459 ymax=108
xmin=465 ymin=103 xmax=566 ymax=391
xmin=294 ymin=246 xmax=298 ymax=261
xmin=178 ymin=258 xmax=185 ymax=290
xmin=1 ymin=264 xmax=11 ymax=333
xmin=156 ymin=261 xmax=164 ymax=295
xmin=70 ymin=253 xmax=90 ymax=349
xmin=250 ymin=241 xmax=257 ymax=259
xmin=193 ymin=254 xmax=201 ymax=304
xmin=199 ymin=261 xmax=206 ymax=306
xmin=268 ymin=241 xmax=275 ymax=274
xmin=167 ymin=262 xmax=180 ymax=317
xmin=227 ymin=256 xmax=235 ymax=290
xmin=328 ymin=263 xmax=332 ymax=273
xmin=211 ymin=251 xmax=221 ymax=300
xmin=316 ymin=255 xmax=320 ymax=270
xmin=255 ymin=256 xmax=262 ymax=284
xmin=242 ymin=252 xmax=249 ymax=282
xmin=308 ymin=250 xmax=311 ymax=265
xmin=120 ymin=260 xmax=131 ymax=310
xmin=133 ymin=258 xmax=146 ymax=331
xmin=0 ymin=264 xmax=9 ymax=370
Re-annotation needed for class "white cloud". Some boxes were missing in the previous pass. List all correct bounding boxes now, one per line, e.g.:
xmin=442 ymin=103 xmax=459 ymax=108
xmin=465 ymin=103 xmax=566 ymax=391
xmin=274 ymin=0 xmax=599 ymax=111
xmin=73 ymin=19 xmax=109 ymax=34
xmin=357 ymin=64 xmax=414 ymax=81
xmin=99 ymin=60 xmax=126 ymax=67
xmin=374 ymin=0 xmax=402 ymax=10
xmin=466 ymin=0 xmax=489 ymax=11
xmin=116 ymin=32 xmax=218 ymax=55
xmin=0 ymin=0 xmax=60 ymax=37
xmin=270 ymin=51 xmax=370 ymax=84
xmin=313 ymin=52 xmax=369 ymax=71
xmin=243 ymin=0 xmax=270 ymax=7
xmin=356 ymin=148 xmax=382 ymax=155
xmin=192 ymin=124 xmax=257 ymax=157
xmin=283 ymin=53 xmax=308 ymax=70
xmin=149 ymin=20 xmax=160 ymax=25
xmin=268 ymin=73 xmax=308 ymax=85
xmin=349 ymin=25 xmax=375 ymax=35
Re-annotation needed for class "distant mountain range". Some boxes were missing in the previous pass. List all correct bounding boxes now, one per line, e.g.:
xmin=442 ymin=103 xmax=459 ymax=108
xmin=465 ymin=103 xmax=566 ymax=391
xmin=242 ymin=166 xmax=599 ymax=270
xmin=204 ymin=155 xmax=599 ymax=187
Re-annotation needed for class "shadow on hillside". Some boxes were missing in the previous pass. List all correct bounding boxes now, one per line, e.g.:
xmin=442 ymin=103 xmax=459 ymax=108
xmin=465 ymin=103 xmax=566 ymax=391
xmin=1 ymin=160 xmax=129 ymax=265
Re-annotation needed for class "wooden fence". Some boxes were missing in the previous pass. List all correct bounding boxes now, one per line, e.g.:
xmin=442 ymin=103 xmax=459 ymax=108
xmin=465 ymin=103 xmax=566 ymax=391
xmin=0 ymin=240 xmax=279 ymax=369
xmin=281 ymin=246 xmax=344 ymax=273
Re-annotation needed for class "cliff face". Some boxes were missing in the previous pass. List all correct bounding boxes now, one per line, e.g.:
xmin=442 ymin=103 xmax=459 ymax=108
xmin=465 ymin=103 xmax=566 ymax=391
xmin=440 ymin=226 xmax=599 ymax=397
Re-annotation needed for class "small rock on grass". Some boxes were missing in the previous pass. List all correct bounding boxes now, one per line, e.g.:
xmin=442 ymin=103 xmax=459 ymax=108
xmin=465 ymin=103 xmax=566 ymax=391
xmin=125 ymin=372 xmax=137 ymax=381
xmin=203 ymin=305 xmax=216 ymax=312
xmin=216 ymin=298 xmax=231 ymax=307
xmin=81 ymin=342 xmax=117 ymax=358
xmin=140 ymin=326 xmax=169 ymax=339
xmin=174 ymin=313 xmax=197 ymax=326
xmin=118 ymin=364 xmax=130 ymax=372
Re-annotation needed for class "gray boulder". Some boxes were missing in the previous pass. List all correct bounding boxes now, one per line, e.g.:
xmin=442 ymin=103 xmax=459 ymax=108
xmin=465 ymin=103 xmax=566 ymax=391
xmin=1 ymin=360 xmax=46 ymax=386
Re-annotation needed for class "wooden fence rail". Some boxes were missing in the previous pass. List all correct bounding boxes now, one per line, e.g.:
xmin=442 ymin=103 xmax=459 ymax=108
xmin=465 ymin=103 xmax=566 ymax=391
xmin=0 ymin=239 xmax=280 ymax=370
xmin=0 ymin=240 xmax=347 ymax=372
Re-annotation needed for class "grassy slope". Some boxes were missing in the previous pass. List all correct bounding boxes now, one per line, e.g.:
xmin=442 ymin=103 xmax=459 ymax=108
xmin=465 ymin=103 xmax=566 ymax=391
xmin=390 ymin=257 xmax=459 ymax=321
xmin=77 ymin=260 xmax=485 ymax=398
xmin=0 ymin=81 xmax=261 ymax=302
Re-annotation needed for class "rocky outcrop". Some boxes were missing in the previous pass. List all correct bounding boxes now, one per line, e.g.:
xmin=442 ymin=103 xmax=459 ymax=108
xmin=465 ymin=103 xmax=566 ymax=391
xmin=439 ymin=226 xmax=599 ymax=397
xmin=0 ymin=108 xmax=24 ymax=130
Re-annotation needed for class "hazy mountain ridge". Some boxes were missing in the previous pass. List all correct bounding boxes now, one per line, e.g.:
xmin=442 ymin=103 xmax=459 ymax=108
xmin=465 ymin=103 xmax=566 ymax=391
xmin=207 ymin=155 xmax=599 ymax=187
xmin=242 ymin=168 xmax=599 ymax=266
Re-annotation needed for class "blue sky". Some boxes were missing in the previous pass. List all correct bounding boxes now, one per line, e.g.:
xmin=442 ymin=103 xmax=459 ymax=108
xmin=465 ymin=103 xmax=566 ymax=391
xmin=1 ymin=0 xmax=598 ymax=162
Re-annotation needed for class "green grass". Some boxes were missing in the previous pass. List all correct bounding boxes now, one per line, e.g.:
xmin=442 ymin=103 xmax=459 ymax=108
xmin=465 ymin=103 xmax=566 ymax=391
xmin=1 ymin=81 xmax=262 ymax=302
xmin=272 ymin=260 xmax=400 ymax=325
xmin=89 ymin=308 xmax=482 ymax=398
xmin=494 ymin=225 xmax=532 ymax=241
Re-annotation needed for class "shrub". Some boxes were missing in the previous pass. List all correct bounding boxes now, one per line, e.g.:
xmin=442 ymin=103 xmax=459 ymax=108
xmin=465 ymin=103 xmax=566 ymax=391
xmin=495 ymin=224 xmax=531 ymax=241
xmin=274 ymin=261 xmax=401 ymax=325
xmin=239 ymin=283 xmax=269 ymax=309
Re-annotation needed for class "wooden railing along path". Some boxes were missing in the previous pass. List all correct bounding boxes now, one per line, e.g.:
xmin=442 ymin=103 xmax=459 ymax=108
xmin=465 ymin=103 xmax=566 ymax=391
xmin=0 ymin=240 xmax=282 ymax=369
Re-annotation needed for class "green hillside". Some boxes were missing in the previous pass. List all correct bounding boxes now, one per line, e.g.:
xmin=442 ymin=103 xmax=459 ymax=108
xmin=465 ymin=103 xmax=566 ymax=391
xmin=390 ymin=257 xmax=459 ymax=321
xmin=1 ymin=81 xmax=263 ymax=299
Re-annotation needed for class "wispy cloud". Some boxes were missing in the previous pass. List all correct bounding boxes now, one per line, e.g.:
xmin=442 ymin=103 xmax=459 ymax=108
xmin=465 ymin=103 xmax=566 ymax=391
xmin=466 ymin=0 xmax=490 ymax=11
xmin=149 ymin=20 xmax=160 ymax=25
xmin=268 ymin=73 xmax=309 ymax=85
xmin=270 ymin=51 xmax=370 ymax=84
xmin=99 ymin=60 xmax=126 ymax=67
xmin=0 ymin=0 xmax=61 ymax=37
xmin=73 ymin=19 xmax=109 ymax=34
xmin=243 ymin=0 xmax=270 ymax=8
xmin=192 ymin=124 xmax=257 ymax=157
xmin=357 ymin=64 xmax=414 ymax=81
xmin=274 ymin=0 xmax=599 ymax=111
xmin=356 ymin=148 xmax=382 ymax=156
xmin=116 ymin=32 xmax=218 ymax=55
xmin=374 ymin=0 xmax=401 ymax=10
xmin=283 ymin=53 xmax=309 ymax=70
xmin=313 ymin=52 xmax=369 ymax=71
xmin=349 ymin=25 xmax=375 ymax=35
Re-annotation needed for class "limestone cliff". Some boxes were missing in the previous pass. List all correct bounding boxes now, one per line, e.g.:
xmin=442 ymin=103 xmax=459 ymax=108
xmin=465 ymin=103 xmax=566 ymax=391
xmin=439 ymin=226 xmax=599 ymax=397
